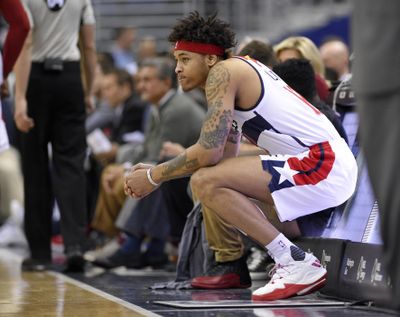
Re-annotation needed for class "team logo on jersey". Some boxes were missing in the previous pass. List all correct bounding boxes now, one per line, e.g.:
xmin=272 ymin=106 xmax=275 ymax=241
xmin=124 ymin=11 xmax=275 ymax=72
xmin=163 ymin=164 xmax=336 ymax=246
xmin=262 ymin=142 xmax=335 ymax=193
xmin=45 ymin=0 xmax=66 ymax=11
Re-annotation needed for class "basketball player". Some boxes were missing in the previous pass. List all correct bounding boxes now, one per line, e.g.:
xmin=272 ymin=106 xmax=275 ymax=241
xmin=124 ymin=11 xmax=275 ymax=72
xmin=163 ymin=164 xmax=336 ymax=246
xmin=124 ymin=11 xmax=357 ymax=301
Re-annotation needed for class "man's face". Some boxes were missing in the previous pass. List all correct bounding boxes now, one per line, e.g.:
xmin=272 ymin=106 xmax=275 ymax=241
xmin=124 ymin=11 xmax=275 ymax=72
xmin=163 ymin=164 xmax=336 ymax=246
xmin=101 ymin=74 xmax=129 ymax=107
xmin=136 ymin=66 xmax=170 ymax=104
xmin=174 ymin=50 xmax=210 ymax=91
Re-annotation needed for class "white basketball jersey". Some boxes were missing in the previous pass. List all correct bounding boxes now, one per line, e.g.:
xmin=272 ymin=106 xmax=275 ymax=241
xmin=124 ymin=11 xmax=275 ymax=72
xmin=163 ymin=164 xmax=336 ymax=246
xmin=233 ymin=56 xmax=341 ymax=155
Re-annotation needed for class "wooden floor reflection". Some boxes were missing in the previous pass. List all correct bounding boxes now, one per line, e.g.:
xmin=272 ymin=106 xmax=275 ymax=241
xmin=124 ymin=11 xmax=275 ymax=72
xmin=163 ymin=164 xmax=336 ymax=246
xmin=0 ymin=249 xmax=157 ymax=317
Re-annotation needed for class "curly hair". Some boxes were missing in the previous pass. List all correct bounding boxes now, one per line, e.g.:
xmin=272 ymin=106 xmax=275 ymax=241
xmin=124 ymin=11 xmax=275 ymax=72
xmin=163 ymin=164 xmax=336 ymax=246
xmin=168 ymin=11 xmax=236 ymax=58
xmin=273 ymin=58 xmax=316 ymax=102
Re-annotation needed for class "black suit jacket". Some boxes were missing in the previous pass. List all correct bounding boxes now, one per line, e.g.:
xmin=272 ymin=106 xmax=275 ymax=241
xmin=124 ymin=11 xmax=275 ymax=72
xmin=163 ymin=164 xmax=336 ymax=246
xmin=111 ymin=93 xmax=148 ymax=144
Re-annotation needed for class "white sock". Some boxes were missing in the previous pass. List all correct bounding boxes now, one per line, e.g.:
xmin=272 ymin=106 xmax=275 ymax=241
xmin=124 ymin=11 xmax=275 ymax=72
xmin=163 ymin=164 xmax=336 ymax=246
xmin=265 ymin=233 xmax=300 ymax=264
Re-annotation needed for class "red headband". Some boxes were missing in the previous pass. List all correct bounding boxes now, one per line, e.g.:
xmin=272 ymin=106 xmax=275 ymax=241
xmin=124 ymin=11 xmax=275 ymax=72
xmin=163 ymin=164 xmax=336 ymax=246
xmin=174 ymin=41 xmax=225 ymax=56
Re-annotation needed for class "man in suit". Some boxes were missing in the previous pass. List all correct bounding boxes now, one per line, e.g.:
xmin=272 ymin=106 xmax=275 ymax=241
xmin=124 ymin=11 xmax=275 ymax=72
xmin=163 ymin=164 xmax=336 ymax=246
xmin=90 ymin=68 xmax=148 ymax=166
xmin=90 ymin=57 xmax=205 ymax=268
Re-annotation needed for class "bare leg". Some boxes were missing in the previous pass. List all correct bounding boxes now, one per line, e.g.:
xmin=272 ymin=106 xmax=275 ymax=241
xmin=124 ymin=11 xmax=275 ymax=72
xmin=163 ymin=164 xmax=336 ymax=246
xmin=191 ymin=156 xmax=280 ymax=246
xmin=191 ymin=156 xmax=327 ymax=298
xmin=253 ymin=200 xmax=301 ymax=239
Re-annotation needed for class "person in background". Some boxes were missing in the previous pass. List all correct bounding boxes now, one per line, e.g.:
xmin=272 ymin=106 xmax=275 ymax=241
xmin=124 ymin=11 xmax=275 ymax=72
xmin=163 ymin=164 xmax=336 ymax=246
xmin=90 ymin=57 xmax=205 ymax=269
xmin=319 ymin=37 xmax=350 ymax=82
xmin=110 ymin=27 xmax=137 ymax=75
xmin=137 ymin=36 xmax=158 ymax=63
xmin=0 ymin=0 xmax=30 ymax=152
xmin=274 ymin=36 xmax=330 ymax=103
xmin=14 ymin=0 xmax=97 ymax=272
xmin=273 ymin=58 xmax=347 ymax=143
xmin=85 ymin=68 xmax=148 ymax=219
xmin=90 ymin=68 xmax=148 ymax=166
xmin=237 ymin=38 xmax=277 ymax=68
xmin=0 ymin=0 xmax=29 ymax=246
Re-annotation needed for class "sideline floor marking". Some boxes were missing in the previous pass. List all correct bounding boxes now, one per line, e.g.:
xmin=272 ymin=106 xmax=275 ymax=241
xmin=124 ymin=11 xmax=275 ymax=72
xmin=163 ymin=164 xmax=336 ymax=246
xmin=47 ymin=271 xmax=161 ymax=317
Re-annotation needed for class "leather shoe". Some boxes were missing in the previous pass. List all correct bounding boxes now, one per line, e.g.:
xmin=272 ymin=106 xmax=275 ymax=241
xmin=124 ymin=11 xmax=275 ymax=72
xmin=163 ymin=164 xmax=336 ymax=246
xmin=191 ymin=256 xmax=251 ymax=289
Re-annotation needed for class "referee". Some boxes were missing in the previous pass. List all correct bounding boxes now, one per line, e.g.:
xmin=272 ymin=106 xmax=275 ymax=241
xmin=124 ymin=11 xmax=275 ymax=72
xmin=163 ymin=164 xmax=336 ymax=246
xmin=14 ymin=0 xmax=96 ymax=272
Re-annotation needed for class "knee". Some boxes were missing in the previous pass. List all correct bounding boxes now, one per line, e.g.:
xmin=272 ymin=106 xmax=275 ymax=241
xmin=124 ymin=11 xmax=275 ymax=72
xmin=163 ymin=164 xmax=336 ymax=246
xmin=190 ymin=168 xmax=217 ymax=202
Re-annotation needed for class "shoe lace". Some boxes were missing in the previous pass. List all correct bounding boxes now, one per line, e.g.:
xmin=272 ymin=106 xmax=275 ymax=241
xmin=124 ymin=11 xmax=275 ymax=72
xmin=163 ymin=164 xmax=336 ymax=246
xmin=268 ymin=263 xmax=291 ymax=283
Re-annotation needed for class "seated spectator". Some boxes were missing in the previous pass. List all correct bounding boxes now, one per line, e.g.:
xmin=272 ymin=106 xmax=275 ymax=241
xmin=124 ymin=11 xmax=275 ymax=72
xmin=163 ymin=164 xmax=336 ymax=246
xmin=85 ymin=68 xmax=149 ymax=218
xmin=274 ymin=36 xmax=330 ymax=103
xmin=319 ymin=37 xmax=351 ymax=82
xmin=89 ymin=57 xmax=205 ymax=268
xmin=0 ymin=100 xmax=26 ymax=248
xmin=237 ymin=38 xmax=277 ymax=68
xmin=136 ymin=36 xmax=157 ymax=63
xmin=88 ymin=68 xmax=148 ymax=166
xmin=109 ymin=27 xmax=137 ymax=74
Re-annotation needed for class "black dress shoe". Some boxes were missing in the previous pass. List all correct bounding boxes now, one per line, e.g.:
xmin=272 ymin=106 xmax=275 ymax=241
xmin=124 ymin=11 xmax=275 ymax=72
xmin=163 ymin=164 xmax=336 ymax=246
xmin=93 ymin=249 xmax=141 ymax=269
xmin=21 ymin=258 xmax=51 ymax=272
xmin=191 ymin=256 xmax=251 ymax=289
xmin=65 ymin=246 xmax=85 ymax=272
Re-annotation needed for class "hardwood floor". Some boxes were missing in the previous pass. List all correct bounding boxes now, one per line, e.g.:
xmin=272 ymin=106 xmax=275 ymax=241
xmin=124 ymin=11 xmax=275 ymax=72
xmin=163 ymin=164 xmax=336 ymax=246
xmin=0 ymin=249 xmax=157 ymax=317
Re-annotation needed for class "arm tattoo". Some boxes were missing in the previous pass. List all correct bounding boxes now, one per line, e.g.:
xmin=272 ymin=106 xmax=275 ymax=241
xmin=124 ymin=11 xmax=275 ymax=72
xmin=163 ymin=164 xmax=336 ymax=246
xmin=227 ymin=128 xmax=241 ymax=144
xmin=200 ymin=63 xmax=233 ymax=149
xmin=161 ymin=152 xmax=200 ymax=178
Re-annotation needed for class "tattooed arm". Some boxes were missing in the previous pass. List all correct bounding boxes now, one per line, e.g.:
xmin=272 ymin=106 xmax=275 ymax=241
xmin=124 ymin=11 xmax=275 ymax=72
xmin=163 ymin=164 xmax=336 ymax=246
xmin=223 ymin=126 xmax=241 ymax=158
xmin=124 ymin=61 xmax=237 ymax=198
xmin=152 ymin=61 xmax=236 ymax=182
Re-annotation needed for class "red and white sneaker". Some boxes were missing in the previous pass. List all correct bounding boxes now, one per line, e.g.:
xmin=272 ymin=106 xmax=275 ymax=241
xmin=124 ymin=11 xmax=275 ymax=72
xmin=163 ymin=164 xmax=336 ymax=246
xmin=252 ymin=252 xmax=327 ymax=301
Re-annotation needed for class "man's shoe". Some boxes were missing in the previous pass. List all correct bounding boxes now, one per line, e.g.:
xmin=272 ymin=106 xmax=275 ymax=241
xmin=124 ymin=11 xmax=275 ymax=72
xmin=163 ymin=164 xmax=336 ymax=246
xmin=84 ymin=237 xmax=120 ymax=262
xmin=252 ymin=249 xmax=327 ymax=301
xmin=93 ymin=249 xmax=141 ymax=269
xmin=65 ymin=246 xmax=85 ymax=273
xmin=191 ymin=256 xmax=251 ymax=289
xmin=21 ymin=258 xmax=51 ymax=272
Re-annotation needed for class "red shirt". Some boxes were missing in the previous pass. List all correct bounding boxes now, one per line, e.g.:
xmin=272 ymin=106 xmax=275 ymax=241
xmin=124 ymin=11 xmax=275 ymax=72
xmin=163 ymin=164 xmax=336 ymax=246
xmin=0 ymin=0 xmax=30 ymax=80
xmin=315 ymin=73 xmax=330 ymax=103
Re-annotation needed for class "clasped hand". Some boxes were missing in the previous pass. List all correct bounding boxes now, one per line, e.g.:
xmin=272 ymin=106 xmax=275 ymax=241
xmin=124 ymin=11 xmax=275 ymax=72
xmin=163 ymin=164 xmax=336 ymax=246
xmin=124 ymin=163 xmax=158 ymax=199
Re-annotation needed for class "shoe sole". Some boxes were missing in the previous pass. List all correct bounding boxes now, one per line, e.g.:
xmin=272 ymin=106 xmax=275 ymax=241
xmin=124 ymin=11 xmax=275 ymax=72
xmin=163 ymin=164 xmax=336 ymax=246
xmin=252 ymin=272 xmax=327 ymax=301
xmin=192 ymin=281 xmax=252 ymax=289
xmin=191 ymin=274 xmax=251 ymax=289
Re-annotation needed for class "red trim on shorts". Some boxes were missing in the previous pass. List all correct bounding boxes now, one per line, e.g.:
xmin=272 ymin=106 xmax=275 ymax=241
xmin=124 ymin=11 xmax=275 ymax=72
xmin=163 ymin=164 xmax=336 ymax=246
xmin=288 ymin=141 xmax=335 ymax=185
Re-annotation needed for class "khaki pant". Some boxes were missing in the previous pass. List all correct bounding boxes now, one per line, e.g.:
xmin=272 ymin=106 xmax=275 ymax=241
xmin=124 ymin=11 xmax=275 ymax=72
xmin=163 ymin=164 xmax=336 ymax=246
xmin=202 ymin=204 xmax=245 ymax=262
xmin=202 ymin=198 xmax=294 ymax=263
xmin=91 ymin=164 xmax=126 ymax=237
xmin=192 ymin=185 xmax=252 ymax=263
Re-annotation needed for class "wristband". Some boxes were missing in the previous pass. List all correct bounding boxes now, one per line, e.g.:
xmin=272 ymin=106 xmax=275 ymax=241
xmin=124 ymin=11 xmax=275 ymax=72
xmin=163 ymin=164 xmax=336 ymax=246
xmin=146 ymin=168 xmax=160 ymax=187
